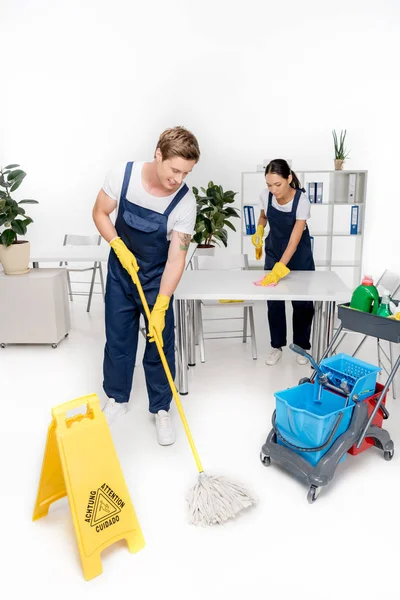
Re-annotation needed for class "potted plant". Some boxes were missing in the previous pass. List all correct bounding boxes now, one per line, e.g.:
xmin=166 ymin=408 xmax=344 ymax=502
xmin=192 ymin=181 xmax=239 ymax=254
xmin=0 ymin=164 xmax=39 ymax=275
xmin=332 ymin=129 xmax=350 ymax=170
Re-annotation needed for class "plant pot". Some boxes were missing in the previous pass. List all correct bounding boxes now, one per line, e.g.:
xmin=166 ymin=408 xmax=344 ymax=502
xmin=334 ymin=159 xmax=344 ymax=171
xmin=196 ymin=244 xmax=215 ymax=257
xmin=0 ymin=240 xmax=30 ymax=275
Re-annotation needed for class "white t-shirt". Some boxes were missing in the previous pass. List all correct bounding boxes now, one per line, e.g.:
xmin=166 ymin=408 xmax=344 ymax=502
xmin=103 ymin=161 xmax=196 ymax=239
xmin=259 ymin=189 xmax=311 ymax=221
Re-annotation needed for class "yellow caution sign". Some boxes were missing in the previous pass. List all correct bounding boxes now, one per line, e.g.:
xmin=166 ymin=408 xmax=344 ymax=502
xmin=33 ymin=394 xmax=145 ymax=580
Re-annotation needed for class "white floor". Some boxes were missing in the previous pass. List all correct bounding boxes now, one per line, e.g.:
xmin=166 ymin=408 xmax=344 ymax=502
xmin=2 ymin=295 xmax=400 ymax=599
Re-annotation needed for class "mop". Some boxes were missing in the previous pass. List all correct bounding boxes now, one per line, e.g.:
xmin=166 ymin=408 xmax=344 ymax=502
xmin=130 ymin=271 xmax=256 ymax=526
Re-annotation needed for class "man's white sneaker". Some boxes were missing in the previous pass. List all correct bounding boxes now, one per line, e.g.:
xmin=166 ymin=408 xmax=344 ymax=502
xmin=296 ymin=353 xmax=309 ymax=366
xmin=155 ymin=410 xmax=176 ymax=446
xmin=102 ymin=398 xmax=128 ymax=426
xmin=265 ymin=348 xmax=283 ymax=366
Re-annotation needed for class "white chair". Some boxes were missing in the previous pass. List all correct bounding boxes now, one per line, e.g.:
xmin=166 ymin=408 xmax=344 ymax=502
xmin=193 ymin=252 xmax=257 ymax=362
xmin=333 ymin=269 xmax=400 ymax=398
xmin=60 ymin=234 xmax=105 ymax=312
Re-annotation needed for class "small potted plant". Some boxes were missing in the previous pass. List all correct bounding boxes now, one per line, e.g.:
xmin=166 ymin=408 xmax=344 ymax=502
xmin=0 ymin=164 xmax=39 ymax=275
xmin=192 ymin=181 xmax=239 ymax=254
xmin=332 ymin=129 xmax=350 ymax=170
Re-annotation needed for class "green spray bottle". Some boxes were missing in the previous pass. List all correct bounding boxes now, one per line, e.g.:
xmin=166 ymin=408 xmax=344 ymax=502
xmin=376 ymin=289 xmax=392 ymax=318
xmin=350 ymin=275 xmax=380 ymax=314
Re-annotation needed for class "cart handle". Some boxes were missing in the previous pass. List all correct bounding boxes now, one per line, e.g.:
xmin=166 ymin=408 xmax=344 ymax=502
xmin=290 ymin=344 xmax=323 ymax=375
xmin=272 ymin=410 xmax=344 ymax=453
xmin=370 ymin=396 xmax=389 ymax=420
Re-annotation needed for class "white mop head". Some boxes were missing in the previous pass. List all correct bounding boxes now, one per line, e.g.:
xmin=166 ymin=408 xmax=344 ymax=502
xmin=187 ymin=473 xmax=256 ymax=526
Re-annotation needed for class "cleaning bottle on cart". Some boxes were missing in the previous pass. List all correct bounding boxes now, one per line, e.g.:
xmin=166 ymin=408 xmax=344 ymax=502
xmin=376 ymin=289 xmax=392 ymax=318
xmin=350 ymin=275 xmax=380 ymax=314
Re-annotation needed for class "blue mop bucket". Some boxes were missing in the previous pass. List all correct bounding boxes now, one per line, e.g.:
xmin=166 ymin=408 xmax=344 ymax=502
xmin=319 ymin=354 xmax=381 ymax=401
xmin=274 ymin=383 xmax=355 ymax=466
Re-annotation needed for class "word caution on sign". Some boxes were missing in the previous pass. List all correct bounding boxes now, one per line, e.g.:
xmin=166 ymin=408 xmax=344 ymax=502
xmin=33 ymin=394 xmax=145 ymax=580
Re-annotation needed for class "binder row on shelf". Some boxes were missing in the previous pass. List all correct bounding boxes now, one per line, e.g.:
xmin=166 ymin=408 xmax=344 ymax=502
xmin=308 ymin=182 xmax=324 ymax=203
xmin=243 ymin=205 xmax=256 ymax=235
xmin=307 ymin=174 xmax=358 ymax=204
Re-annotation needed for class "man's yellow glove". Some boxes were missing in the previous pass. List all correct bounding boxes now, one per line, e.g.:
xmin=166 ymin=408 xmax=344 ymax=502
xmin=110 ymin=237 xmax=139 ymax=285
xmin=251 ymin=224 xmax=264 ymax=261
xmin=148 ymin=294 xmax=170 ymax=347
xmin=258 ymin=262 xmax=290 ymax=287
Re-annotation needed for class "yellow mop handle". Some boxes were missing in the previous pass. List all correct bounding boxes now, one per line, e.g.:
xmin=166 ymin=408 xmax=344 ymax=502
xmin=133 ymin=274 xmax=204 ymax=474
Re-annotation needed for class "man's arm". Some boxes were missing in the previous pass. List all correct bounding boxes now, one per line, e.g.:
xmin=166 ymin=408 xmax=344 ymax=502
xmin=159 ymin=230 xmax=191 ymax=297
xmin=92 ymin=189 xmax=118 ymax=243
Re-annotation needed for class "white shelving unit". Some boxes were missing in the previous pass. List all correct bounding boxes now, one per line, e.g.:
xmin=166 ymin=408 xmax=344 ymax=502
xmin=240 ymin=170 xmax=367 ymax=289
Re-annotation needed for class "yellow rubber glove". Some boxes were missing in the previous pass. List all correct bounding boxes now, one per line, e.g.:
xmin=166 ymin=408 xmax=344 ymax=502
xmin=251 ymin=224 xmax=264 ymax=261
xmin=251 ymin=225 xmax=264 ymax=260
xmin=389 ymin=312 xmax=400 ymax=321
xmin=258 ymin=262 xmax=290 ymax=287
xmin=110 ymin=237 xmax=139 ymax=285
xmin=218 ymin=300 xmax=244 ymax=303
xmin=251 ymin=224 xmax=264 ymax=248
xmin=148 ymin=294 xmax=170 ymax=347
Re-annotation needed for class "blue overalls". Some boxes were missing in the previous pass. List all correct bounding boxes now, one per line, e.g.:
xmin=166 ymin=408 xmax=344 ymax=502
xmin=103 ymin=162 xmax=188 ymax=412
xmin=264 ymin=189 xmax=315 ymax=350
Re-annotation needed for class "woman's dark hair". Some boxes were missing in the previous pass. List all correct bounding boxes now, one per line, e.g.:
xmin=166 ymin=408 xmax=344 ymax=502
xmin=265 ymin=159 xmax=301 ymax=189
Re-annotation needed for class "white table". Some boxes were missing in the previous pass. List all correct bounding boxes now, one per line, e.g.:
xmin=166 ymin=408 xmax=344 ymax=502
xmin=174 ymin=270 xmax=351 ymax=394
xmin=30 ymin=246 xmax=110 ymax=266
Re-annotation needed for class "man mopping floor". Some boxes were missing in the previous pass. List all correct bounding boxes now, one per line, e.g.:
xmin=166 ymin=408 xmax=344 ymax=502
xmin=93 ymin=126 xmax=200 ymax=445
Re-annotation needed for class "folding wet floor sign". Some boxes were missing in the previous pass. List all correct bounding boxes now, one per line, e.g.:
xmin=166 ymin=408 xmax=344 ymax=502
xmin=33 ymin=394 xmax=145 ymax=580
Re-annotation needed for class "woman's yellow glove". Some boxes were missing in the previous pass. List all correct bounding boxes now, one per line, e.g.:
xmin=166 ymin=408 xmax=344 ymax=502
xmin=251 ymin=224 xmax=264 ymax=260
xmin=110 ymin=237 xmax=139 ymax=285
xmin=257 ymin=262 xmax=290 ymax=287
xmin=389 ymin=312 xmax=400 ymax=321
xmin=148 ymin=294 xmax=170 ymax=347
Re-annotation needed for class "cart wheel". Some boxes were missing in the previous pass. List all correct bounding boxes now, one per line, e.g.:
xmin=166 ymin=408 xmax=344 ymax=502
xmin=260 ymin=452 xmax=271 ymax=467
xmin=65 ymin=333 xmax=69 ymax=338
xmin=384 ymin=449 xmax=394 ymax=461
xmin=299 ymin=377 xmax=310 ymax=385
xmin=307 ymin=485 xmax=321 ymax=504
xmin=52 ymin=343 xmax=58 ymax=349
xmin=0 ymin=343 xmax=5 ymax=349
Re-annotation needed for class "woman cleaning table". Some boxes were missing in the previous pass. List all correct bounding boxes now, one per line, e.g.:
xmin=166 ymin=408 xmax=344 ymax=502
xmin=252 ymin=159 xmax=315 ymax=366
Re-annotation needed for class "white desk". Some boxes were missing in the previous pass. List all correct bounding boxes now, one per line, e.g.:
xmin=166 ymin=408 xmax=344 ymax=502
xmin=30 ymin=246 xmax=110 ymax=266
xmin=174 ymin=270 xmax=351 ymax=394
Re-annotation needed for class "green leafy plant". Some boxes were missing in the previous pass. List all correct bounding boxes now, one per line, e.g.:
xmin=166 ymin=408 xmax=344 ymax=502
xmin=192 ymin=181 xmax=239 ymax=247
xmin=0 ymin=164 xmax=39 ymax=247
xmin=332 ymin=129 xmax=350 ymax=160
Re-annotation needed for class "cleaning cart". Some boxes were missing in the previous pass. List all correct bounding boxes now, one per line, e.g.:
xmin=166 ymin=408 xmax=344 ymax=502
xmin=260 ymin=335 xmax=395 ymax=503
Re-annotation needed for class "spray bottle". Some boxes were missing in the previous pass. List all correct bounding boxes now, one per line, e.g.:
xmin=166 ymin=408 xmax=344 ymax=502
xmin=376 ymin=289 xmax=392 ymax=318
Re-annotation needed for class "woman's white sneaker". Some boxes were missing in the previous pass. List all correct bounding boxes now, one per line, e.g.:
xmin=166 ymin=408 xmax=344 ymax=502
xmin=296 ymin=353 xmax=309 ymax=366
xmin=265 ymin=348 xmax=283 ymax=366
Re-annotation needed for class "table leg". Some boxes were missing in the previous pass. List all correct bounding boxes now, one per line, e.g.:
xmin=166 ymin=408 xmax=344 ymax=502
xmin=323 ymin=301 xmax=336 ymax=354
xmin=187 ymin=299 xmax=196 ymax=367
xmin=311 ymin=301 xmax=323 ymax=362
xmin=175 ymin=300 xmax=189 ymax=395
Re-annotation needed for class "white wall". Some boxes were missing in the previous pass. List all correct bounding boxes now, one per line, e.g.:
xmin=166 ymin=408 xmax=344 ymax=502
xmin=1 ymin=0 xmax=399 ymax=280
